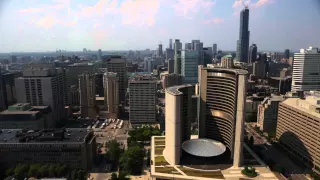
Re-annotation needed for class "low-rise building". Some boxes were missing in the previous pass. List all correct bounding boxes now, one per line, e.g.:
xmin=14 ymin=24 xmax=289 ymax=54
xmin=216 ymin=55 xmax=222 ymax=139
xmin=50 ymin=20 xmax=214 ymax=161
xmin=0 ymin=103 xmax=52 ymax=129
xmin=0 ymin=128 xmax=96 ymax=171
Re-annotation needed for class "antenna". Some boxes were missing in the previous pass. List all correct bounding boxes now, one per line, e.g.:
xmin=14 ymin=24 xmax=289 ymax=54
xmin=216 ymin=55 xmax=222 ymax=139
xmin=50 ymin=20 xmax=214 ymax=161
xmin=240 ymin=0 xmax=249 ymax=8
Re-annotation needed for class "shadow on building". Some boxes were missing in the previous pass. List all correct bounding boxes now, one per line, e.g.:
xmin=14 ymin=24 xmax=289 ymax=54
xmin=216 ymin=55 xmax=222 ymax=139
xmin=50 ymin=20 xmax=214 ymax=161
xmin=277 ymin=131 xmax=314 ymax=174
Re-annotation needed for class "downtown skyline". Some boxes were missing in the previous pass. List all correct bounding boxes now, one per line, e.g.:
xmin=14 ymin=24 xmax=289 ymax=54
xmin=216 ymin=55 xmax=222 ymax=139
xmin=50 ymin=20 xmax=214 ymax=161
xmin=0 ymin=0 xmax=320 ymax=52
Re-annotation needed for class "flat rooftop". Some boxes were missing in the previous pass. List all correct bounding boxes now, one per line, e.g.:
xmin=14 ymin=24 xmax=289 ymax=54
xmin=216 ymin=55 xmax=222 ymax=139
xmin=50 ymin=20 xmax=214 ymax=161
xmin=281 ymin=98 xmax=320 ymax=118
xmin=166 ymin=84 xmax=194 ymax=96
xmin=0 ymin=128 xmax=90 ymax=144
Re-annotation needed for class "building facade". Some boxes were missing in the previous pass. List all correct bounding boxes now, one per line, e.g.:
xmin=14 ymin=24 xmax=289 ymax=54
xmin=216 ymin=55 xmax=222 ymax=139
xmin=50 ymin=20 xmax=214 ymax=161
xmin=181 ymin=50 xmax=199 ymax=84
xmin=292 ymin=47 xmax=320 ymax=92
xmin=163 ymin=84 xmax=194 ymax=165
xmin=129 ymin=76 xmax=157 ymax=123
xmin=221 ymin=54 xmax=234 ymax=68
xmin=174 ymin=39 xmax=182 ymax=74
xmin=0 ymin=128 xmax=96 ymax=171
xmin=79 ymin=73 xmax=97 ymax=118
xmin=276 ymin=93 xmax=320 ymax=174
xmin=161 ymin=73 xmax=183 ymax=89
xmin=199 ymin=67 xmax=247 ymax=167
xmin=257 ymin=96 xmax=284 ymax=133
xmin=236 ymin=8 xmax=250 ymax=63
xmin=103 ymin=72 xmax=119 ymax=119
xmin=249 ymin=44 xmax=257 ymax=63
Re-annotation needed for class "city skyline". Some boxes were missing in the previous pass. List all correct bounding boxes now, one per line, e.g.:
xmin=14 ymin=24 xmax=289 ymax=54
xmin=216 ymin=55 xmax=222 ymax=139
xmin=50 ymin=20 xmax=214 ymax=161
xmin=0 ymin=0 xmax=320 ymax=53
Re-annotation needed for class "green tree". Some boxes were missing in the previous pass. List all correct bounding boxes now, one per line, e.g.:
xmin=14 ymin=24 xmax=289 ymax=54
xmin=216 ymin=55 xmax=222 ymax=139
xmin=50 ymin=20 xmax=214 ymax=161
xmin=106 ymin=140 xmax=121 ymax=162
xmin=48 ymin=164 xmax=56 ymax=177
xmin=57 ymin=165 xmax=68 ymax=177
xmin=120 ymin=145 xmax=145 ymax=175
xmin=14 ymin=164 xmax=29 ymax=179
xmin=118 ymin=171 xmax=128 ymax=180
xmin=249 ymin=136 xmax=254 ymax=146
xmin=111 ymin=172 xmax=117 ymax=180
xmin=38 ymin=165 xmax=49 ymax=178
xmin=70 ymin=169 xmax=78 ymax=180
xmin=5 ymin=168 xmax=14 ymax=177
xmin=28 ymin=164 xmax=41 ymax=178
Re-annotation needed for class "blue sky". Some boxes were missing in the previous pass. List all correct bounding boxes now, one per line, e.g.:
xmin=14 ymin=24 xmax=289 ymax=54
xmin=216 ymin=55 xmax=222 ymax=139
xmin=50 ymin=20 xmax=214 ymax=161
xmin=0 ymin=0 xmax=319 ymax=52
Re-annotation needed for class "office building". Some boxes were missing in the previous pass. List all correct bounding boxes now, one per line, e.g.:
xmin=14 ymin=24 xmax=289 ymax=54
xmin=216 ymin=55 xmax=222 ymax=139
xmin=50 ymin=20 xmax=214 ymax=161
xmin=165 ymin=48 xmax=174 ymax=60
xmin=253 ymin=60 xmax=266 ymax=78
xmin=167 ymin=59 xmax=174 ymax=74
xmin=199 ymin=67 xmax=247 ymax=167
xmin=15 ymin=68 xmax=64 ymax=126
xmin=249 ymin=44 xmax=257 ymax=63
xmin=98 ymin=49 xmax=102 ymax=60
xmin=129 ymin=75 xmax=157 ymax=123
xmin=144 ymin=58 xmax=153 ymax=72
xmin=221 ymin=54 xmax=234 ymax=68
xmin=257 ymin=96 xmax=284 ymax=133
xmin=0 ymin=103 xmax=53 ymax=129
xmin=284 ymin=49 xmax=290 ymax=59
xmin=163 ymin=84 xmax=194 ymax=165
xmin=70 ymin=85 xmax=80 ymax=106
xmin=67 ymin=63 xmax=94 ymax=86
xmin=292 ymin=47 xmax=320 ymax=92
xmin=203 ymin=47 xmax=213 ymax=66
xmin=104 ymin=56 xmax=127 ymax=102
xmin=268 ymin=62 xmax=290 ymax=77
xmin=103 ymin=72 xmax=119 ymax=119
xmin=185 ymin=43 xmax=192 ymax=50
xmin=268 ymin=76 xmax=292 ymax=95
xmin=158 ymin=44 xmax=163 ymax=57
xmin=276 ymin=92 xmax=320 ymax=174
xmin=169 ymin=39 xmax=172 ymax=49
xmin=0 ymin=128 xmax=96 ymax=171
xmin=161 ymin=73 xmax=183 ymax=89
xmin=213 ymin=44 xmax=217 ymax=58
xmin=94 ymin=73 xmax=104 ymax=97
xmin=174 ymin=39 xmax=182 ymax=74
xmin=0 ymin=71 xmax=21 ymax=109
xmin=236 ymin=8 xmax=250 ymax=62
xmin=79 ymin=73 xmax=97 ymax=118
xmin=181 ymin=50 xmax=199 ymax=84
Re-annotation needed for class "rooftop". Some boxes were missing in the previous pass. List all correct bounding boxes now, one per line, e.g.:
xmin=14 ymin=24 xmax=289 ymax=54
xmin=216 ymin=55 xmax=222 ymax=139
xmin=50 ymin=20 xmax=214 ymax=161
xmin=281 ymin=97 xmax=320 ymax=118
xmin=166 ymin=84 xmax=194 ymax=96
xmin=0 ymin=128 xmax=91 ymax=144
xmin=182 ymin=138 xmax=226 ymax=157
xmin=204 ymin=67 xmax=248 ymax=75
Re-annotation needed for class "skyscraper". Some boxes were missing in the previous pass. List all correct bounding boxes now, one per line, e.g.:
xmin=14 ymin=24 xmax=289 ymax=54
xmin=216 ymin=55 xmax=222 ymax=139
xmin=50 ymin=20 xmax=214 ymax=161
xmin=103 ymin=72 xmax=119 ymax=119
xmin=167 ymin=59 xmax=174 ymax=74
xmin=15 ymin=68 xmax=63 ymax=127
xmin=236 ymin=8 xmax=250 ymax=63
xmin=184 ymin=43 xmax=191 ymax=50
xmin=199 ymin=67 xmax=247 ymax=167
xmin=158 ymin=44 xmax=163 ymax=57
xmin=249 ymin=44 xmax=257 ymax=63
xmin=181 ymin=50 xmax=199 ymax=84
xmin=292 ymin=47 xmax=320 ymax=92
xmin=284 ymin=49 xmax=290 ymax=59
xmin=203 ymin=47 xmax=213 ymax=66
xmin=212 ymin=44 xmax=217 ymax=58
xmin=169 ymin=39 xmax=172 ymax=49
xmin=104 ymin=56 xmax=127 ymax=102
xmin=79 ymin=73 xmax=97 ymax=118
xmin=174 ymin=39 xmax=182 ymax=74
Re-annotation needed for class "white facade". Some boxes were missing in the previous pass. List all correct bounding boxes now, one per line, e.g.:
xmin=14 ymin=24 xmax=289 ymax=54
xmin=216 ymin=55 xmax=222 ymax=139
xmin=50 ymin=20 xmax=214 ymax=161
xmin=292 ymin=47 xmax=320 ymax=92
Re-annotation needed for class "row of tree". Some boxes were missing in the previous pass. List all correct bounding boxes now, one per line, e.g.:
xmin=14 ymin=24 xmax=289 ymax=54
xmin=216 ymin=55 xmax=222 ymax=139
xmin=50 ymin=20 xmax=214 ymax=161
xmin=128 ymin=126 xmax=161 ymax=144
xmin=5 ymin=164 xmax=85 ymax=180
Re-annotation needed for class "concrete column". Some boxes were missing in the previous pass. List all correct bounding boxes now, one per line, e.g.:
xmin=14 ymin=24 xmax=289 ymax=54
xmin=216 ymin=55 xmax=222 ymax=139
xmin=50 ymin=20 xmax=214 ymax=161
xmin=233 ymin=74 xmax=247 ymax=167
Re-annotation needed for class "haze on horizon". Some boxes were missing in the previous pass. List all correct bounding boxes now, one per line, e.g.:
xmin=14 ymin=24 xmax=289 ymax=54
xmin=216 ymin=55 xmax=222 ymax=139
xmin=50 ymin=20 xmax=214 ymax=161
xmin=0 ymin=0 xmax=319 ymax=53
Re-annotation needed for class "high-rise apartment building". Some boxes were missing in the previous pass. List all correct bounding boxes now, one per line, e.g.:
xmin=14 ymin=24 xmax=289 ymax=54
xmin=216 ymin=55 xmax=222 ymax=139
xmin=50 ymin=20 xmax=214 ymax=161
xmin=163 ymin=84 xmax=194 ymax=165
xmin=199 ymin=67 xmax=247 ymax=167
xmin=174 ymin=39 xmax=182 ymax=74
xmin=284 ymin=49 xmax=290 ymax=59
xmin=292 ymin=47 xmax=320 ymax=92
xmin=103 ymin=72 xmax=119 ymax=119
xmin=129 ymin=75 xmax=157 ymax=123
xmin=79 ymin=73 xmax=97 ymax=118
xmin=249 ymin=44 xmax=257 ymax=63
xmin=276 ymin=92 xmax=320 ymax=174
xmin=167 ymin=59 xmax=174 ymax=74
xmin=236 ymin=8 xmax=250 ymax=63
xmin=181 ymin=50 xmax=199 ymax=84
xmin=104 ymin=56 xmax=127 ymax=102
xmin=15 ymin=68 xmax=63 ymax=126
